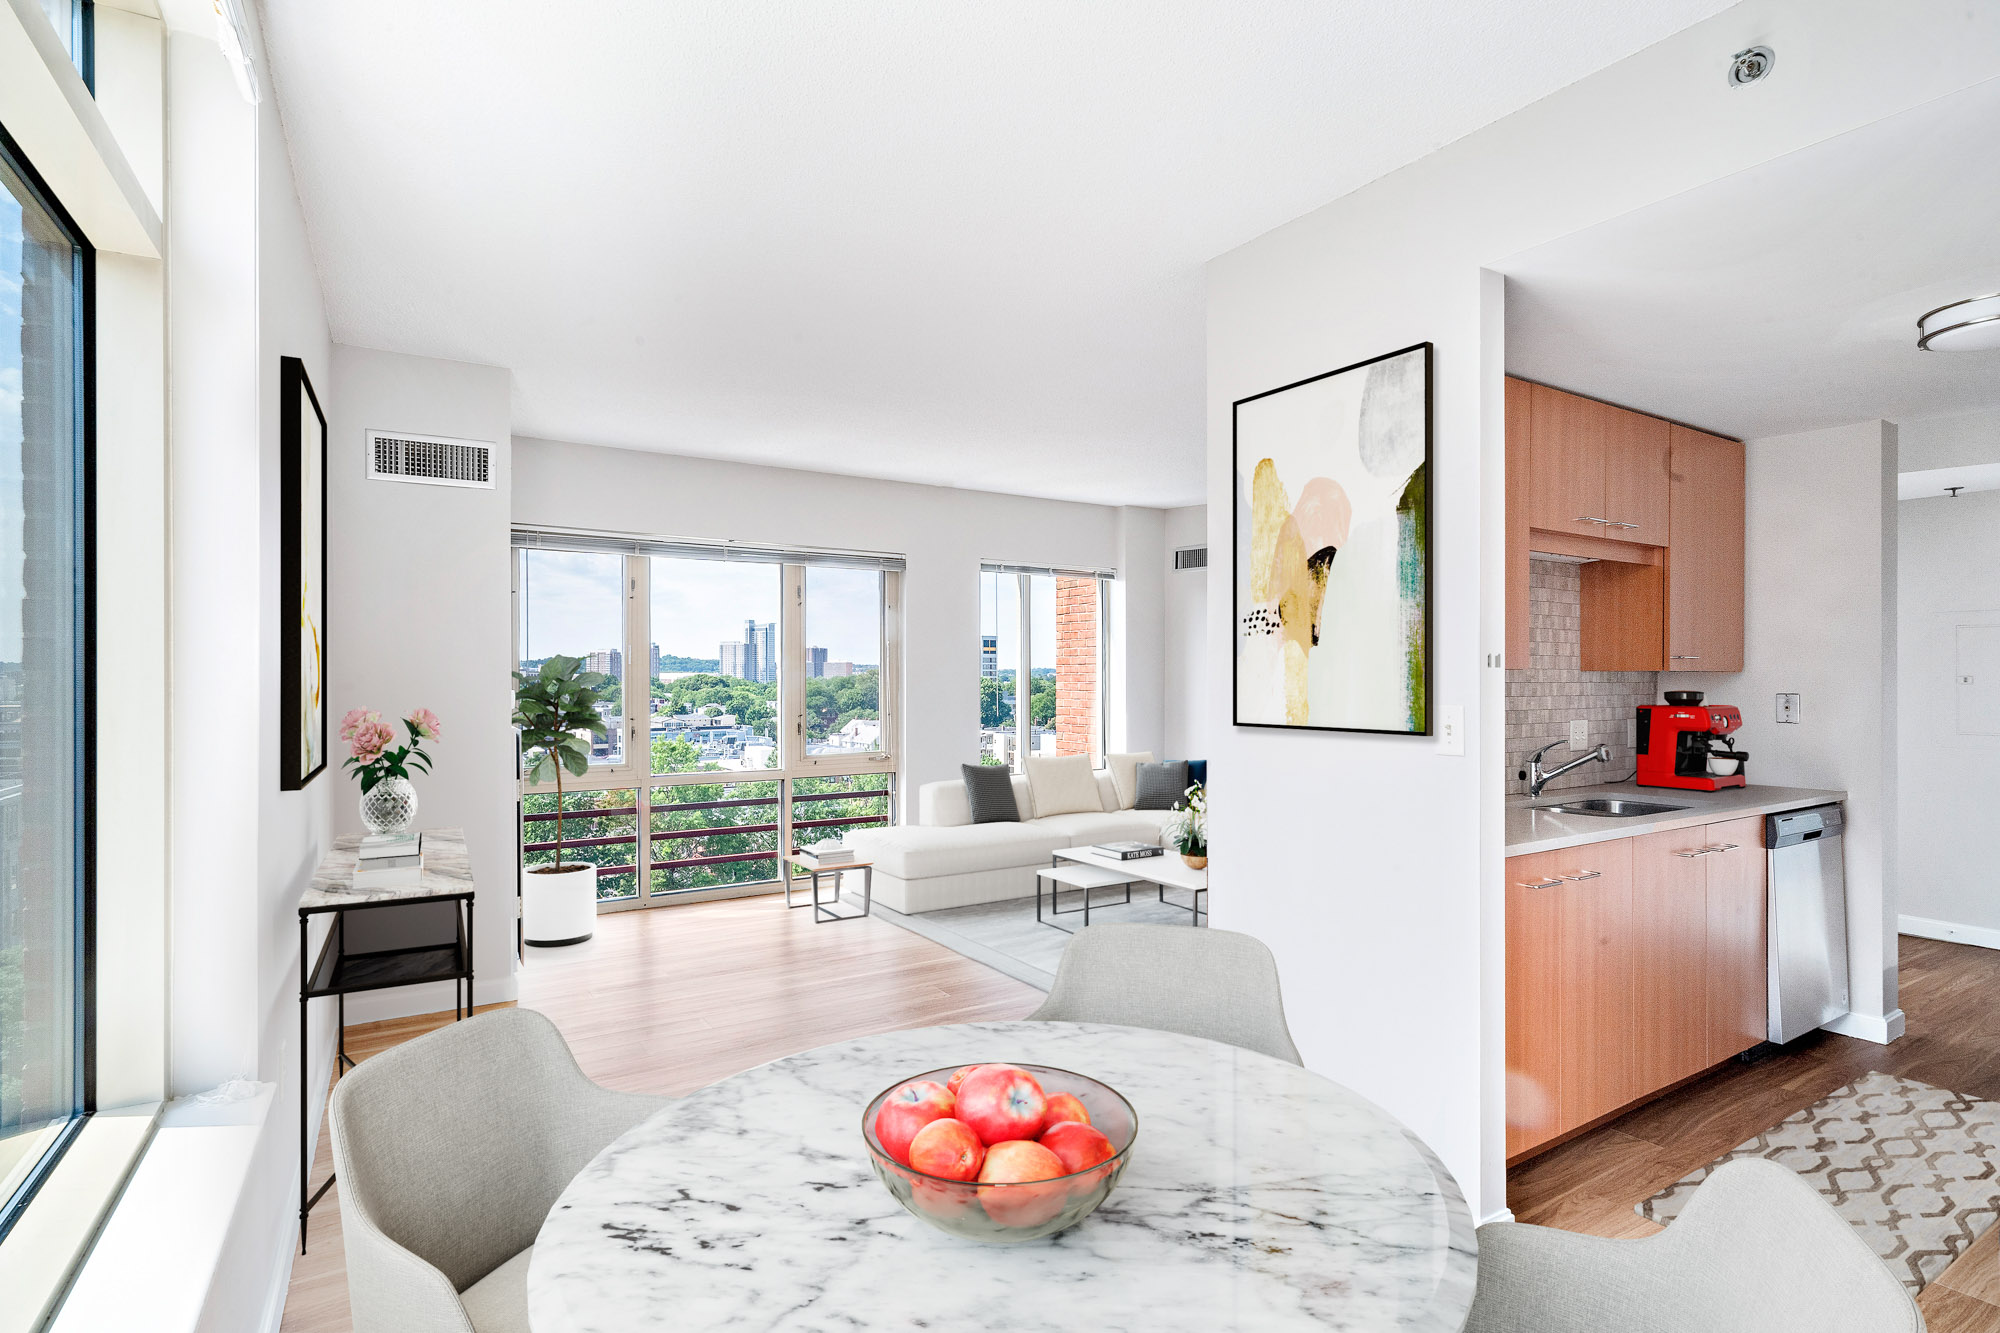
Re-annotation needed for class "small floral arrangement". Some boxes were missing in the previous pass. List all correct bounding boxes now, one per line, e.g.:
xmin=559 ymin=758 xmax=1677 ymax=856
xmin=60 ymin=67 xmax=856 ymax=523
xmin=341 ymin=707 xmax=442 ymax=792
xmin=1164 ymin=783 xmax=1206 ymax=859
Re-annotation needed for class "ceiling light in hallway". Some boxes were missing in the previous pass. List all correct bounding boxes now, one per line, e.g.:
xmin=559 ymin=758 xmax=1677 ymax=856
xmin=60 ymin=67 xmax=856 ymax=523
xmin=1918 ymin=292 xmax=2000 ymax=350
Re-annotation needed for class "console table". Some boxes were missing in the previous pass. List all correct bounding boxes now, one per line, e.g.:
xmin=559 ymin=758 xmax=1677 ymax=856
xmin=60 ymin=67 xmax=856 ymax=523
xmin=297 ymin=829 xmax=476 ymax=1251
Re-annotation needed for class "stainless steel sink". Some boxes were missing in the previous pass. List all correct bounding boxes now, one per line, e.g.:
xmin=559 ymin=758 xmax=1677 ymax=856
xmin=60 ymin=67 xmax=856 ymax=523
xmin=1535 ymin=798 xmax=1689 ymax=818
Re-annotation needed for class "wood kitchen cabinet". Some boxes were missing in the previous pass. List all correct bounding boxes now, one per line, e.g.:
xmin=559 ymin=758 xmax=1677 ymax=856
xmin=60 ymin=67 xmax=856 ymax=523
xmin=1506 ymin=817 xmax=1769 ymax=1163
xmin=1666 ymin=426 xmax=1746 ymax=673
xmin=1526 ymin=382 xmax=1669 ymax=546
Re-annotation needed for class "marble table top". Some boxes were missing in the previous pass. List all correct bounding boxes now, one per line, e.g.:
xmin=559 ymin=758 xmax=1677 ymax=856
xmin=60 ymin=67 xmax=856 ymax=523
xmin=298 ymin=828 xmax=473 ymax=911
xmin=529 ymin=1021 xmax=1476 ymax=1332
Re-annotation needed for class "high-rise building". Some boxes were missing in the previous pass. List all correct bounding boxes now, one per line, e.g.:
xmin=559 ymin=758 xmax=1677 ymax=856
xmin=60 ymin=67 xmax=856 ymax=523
xmin=823 ymin=661 xmax=854 ymax=677
xmin=585 ymin=648 xmax=621 ymax=679
xmin=980 ymin=634 xmax=997 ymax=679
xmin=649 ymin=642 xmax=661 ymax=680
xmin=719 ymin=621 xmax=779 ymax=683
xmin=718 ymin=641 xmax=743 ymax=677
xmin=808 ymin=646 xmax=828 ymax=678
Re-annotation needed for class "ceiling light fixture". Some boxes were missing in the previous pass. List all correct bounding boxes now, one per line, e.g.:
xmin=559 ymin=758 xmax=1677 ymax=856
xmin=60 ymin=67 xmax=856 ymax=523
xmin=1918 ymin=293 xmax=2000 ymax=351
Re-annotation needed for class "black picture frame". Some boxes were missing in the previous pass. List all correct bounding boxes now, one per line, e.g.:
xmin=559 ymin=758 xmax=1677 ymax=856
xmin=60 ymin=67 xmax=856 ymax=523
xmin=280 ymin=356 xmax=328 ymax=789
xmin=1230 ymin=341 xmax=1433 ymax=736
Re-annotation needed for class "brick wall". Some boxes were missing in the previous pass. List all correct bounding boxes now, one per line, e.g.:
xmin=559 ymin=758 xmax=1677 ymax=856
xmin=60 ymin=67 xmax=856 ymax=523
xmin=1504 ymin=560 xmax=1658 ymax=796
xmin=1054 ymin=577 xmax=1098 ymax=758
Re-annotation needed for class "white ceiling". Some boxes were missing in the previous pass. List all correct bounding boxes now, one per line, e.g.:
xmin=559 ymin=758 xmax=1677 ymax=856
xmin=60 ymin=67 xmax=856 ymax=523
xmin=259 ymin=0 xmax=1734 ymax=507
xmin=1501 ymin=77 xmax=2000 ymax=443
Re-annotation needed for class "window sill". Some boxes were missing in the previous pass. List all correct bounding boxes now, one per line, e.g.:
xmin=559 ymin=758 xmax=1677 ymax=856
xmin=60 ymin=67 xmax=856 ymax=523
xmin=0 ymin=1106 xmax=158 ymax=1333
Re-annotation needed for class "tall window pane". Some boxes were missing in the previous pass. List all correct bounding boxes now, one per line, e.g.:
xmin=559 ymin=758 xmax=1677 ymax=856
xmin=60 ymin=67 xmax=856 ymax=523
xmin=803 ymin=567 xmax=881 ymax=756
xmin=516 ymin=549 xmax=625 ymax=767
xmin=977 ymin=571 xmax=1021 ymax=767
xmin=0 ymin=146 xmax=86 ymax=1223
xmin=648 ymin=557 xmax=780 ymax=775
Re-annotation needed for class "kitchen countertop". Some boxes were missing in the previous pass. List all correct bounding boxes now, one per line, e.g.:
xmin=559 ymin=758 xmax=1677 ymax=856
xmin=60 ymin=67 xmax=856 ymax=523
xmin=1506 ymin=782 xmax=1844 ymax=856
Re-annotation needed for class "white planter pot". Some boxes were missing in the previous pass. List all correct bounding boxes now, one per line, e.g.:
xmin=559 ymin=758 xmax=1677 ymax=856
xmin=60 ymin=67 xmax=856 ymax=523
xmin=523 ymin=862 xmax=596 ymax=946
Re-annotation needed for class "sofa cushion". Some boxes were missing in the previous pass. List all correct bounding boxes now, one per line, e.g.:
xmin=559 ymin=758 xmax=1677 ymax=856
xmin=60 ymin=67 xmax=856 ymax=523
xmin=1135 ymin=760 xmax=1190 ymax=810
xmin=1102 ymin=752 xmax=1154 ymax=809
xmin=1026 ymin=755 xmax=1102 ymax=816
xmin=1186 ymin=759 xmax=1207 ymax=789
xmin=960 ymin=764 xmax=1021 ymax=823
xmin=1034 ymin=810 xmax=1175 ymax=846
xmin=847 ymin=821 xmax=1069 ymax=880
xmin=921 ymin=774 xmax=1034 ymax=825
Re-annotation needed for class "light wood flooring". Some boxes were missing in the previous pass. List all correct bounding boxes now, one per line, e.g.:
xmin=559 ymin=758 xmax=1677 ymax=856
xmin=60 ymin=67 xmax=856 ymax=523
xmin=1509 ymin=933 xmax=2000 ymax=1332
xmin=279 ymin=892 xmax=1044 ymax=1333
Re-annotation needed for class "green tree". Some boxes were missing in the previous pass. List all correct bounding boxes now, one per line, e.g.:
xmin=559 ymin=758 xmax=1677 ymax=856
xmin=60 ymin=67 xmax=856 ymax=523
xmin=513 ymin=655 xmax=612 ymax=868
xmin=979 ymin=676 xmax=1014 ymax=729
xmin=1030 ymin=675 xmax=1055 ymax=726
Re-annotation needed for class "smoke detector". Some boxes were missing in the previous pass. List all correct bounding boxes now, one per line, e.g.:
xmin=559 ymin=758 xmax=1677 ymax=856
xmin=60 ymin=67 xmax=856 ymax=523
xmin=1728 ymin=46 xmax=1776 ymax=86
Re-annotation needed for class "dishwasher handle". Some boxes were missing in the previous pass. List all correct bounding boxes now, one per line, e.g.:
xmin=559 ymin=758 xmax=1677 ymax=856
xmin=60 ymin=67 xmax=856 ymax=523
xmin=1766 ymin=802 xmax=1844 ymax=849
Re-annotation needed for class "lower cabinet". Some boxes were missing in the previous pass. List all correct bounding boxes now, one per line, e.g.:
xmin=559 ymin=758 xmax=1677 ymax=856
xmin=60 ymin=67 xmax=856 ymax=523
xmin=1506 ymin=817 xmax=1768 ymax=1162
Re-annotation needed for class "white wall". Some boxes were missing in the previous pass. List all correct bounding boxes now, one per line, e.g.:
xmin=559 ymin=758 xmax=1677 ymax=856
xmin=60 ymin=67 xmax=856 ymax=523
xmin=1204 ymin=0 xmax=1997 ymax=1221
xmin=1677 ymin=422 xmax=1900 ymax=1042
xmin=1163 ymin=504 xmax=1208 ymax=759
xmin=327 ymin=346 xmax=517 ymax=1023
xmin=1896 ymin=409 xmax=2000 ymax=944
xmin=511 ymin=439 xmax=1151 ymax=794
xmin=1110 ymin=506 xmax=1166 ymax=757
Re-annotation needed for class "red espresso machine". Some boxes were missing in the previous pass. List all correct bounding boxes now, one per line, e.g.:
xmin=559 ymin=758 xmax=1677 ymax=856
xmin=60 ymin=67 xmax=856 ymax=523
xmin=1636 ymin=691 xmax=1748 ymax=791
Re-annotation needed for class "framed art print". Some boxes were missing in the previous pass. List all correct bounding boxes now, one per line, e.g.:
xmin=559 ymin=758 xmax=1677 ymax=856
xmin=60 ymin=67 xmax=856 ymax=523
xmin=1232 ymin=342 xmax=1431 ymax=735
xmin=280 ymin=355 xmax=328 ymax=788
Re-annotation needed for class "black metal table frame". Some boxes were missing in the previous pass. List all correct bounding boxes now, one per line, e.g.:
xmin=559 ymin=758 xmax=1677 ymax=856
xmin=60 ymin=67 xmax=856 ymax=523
xmin=787 ymin=863 xmax=874 ymax=922
xmin=1035 ymin=861 xmax=1137 ymax=933
xmin=297 ymin=890 xmax=474 ymax=1252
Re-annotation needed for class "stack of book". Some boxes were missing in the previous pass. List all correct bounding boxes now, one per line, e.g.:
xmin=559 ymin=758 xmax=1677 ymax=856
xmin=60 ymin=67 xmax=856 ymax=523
xmin=354 ymin=831 xmax=424 ymax=889
xmin=1090 ymin=841 xmax=1164 ymax=861
xmin=796 ymin=842 xmax=857 ymax=870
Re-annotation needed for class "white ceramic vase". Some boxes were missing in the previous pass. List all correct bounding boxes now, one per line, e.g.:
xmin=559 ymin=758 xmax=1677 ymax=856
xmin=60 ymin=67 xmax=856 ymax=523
xmin=359 ymin=775 xmax=418 ymax=837
xmin=523 ymin=862 xmax=596 ymax=946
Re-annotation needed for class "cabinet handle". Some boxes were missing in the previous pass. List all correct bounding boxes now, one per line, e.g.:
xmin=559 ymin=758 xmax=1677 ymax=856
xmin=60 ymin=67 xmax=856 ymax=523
xmin=1574 ymin=516 xmax=1611 ymax=525
xmin=1674 ymin=849 xmax=1704 ymax=858
xmin=1562 ymin=870 xmax=1602 ymax=881
xmin=1607 ymin=521 xmax=1640 ymax=530
xmin=1518 ymin=878 xmax=1564 ymax=890
xmin=1671 ymin=655 xmax=1701 ymax=660
xmin=1713 ymin=843 xmax=1739 ymax=853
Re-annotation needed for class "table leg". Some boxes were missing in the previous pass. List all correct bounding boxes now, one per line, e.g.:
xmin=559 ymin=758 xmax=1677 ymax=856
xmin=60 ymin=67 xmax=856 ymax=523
xmin=862 ymin=866 xmax=872 ymax=917
xmin=465 ymin=894 xmax=475 ymax=1019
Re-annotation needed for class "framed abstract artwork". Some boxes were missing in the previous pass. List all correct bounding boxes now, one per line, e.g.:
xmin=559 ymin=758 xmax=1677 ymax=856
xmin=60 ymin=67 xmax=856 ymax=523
xmin=1232 ymin=342 xmax=1431 ymax=735
xmin=280 ymin=356 xmax=328 ymax=788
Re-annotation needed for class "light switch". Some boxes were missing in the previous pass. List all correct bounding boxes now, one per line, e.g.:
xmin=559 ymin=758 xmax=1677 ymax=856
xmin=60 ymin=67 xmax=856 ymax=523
xmin=1776 ymin=693 xmax=1802 ymax=724
xmin=1569 ymin=719 xmax=1589 ymax=751
xmin=1437 ymin=704 xmax=1464 ymax=756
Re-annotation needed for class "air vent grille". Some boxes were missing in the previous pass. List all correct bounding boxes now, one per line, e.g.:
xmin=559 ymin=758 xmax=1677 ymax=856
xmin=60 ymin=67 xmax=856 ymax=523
xmin=1173 ymin=545 xmax=1208 ymax=571
xmin=366 ymin=430 xmax=494 ymax=488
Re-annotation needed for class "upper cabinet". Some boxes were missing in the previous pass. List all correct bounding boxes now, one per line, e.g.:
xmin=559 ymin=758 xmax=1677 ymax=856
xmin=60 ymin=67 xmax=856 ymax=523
xmin=1526 ymin=382 xmax=1668 ymax=546
xmin=1666 ymin=426 xmax=1746 ymax=673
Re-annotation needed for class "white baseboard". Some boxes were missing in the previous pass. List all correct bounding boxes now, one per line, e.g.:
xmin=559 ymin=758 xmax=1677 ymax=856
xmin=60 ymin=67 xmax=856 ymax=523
xmin=339 ymin=972 xmax=518 ymax=1025
xmin=1900 ymin=914 xmax=2000 ymax=952
xmin=1823 ymin=1008 xmax=1906 ymax=1044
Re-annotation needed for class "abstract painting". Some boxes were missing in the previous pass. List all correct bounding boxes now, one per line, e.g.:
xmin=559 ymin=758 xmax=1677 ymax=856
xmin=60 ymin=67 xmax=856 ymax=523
xmin=280 ymin=356 xmax=328 ymax=788
xmin=1233 ymin=343 xmax=1430 ymax=735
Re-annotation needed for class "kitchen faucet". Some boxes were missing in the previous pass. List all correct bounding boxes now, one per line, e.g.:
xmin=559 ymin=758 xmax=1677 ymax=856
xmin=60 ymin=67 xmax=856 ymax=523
xmin=1523 ymin=740 xmax=1612 ymax=799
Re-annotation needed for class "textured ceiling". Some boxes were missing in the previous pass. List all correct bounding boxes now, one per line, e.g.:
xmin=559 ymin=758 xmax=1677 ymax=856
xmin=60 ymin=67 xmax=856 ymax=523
xmin=261 ymin=0 xmax=1734 ymax=507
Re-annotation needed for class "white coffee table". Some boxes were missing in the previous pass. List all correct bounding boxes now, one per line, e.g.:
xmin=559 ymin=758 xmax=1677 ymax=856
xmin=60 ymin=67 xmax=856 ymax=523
xmin=1053 ymin=845 xmax=1207 ymax=925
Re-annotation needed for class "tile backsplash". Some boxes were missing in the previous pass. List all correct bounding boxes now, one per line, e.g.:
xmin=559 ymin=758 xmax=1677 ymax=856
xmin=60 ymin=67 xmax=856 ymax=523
xmin=1505 ymin=559 xmax=1659 ymax=796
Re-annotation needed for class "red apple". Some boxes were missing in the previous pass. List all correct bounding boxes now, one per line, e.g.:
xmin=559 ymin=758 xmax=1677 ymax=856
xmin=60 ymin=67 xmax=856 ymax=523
xmin=907 ymin=1117 xmax=985 ymax=1181
xmin=873 ymin=1080 xmax=955 ymax=1166
xmin=977 ymin=1139 xmax=1069 ymax=1227
xmin=956 ymin=1066 xmax=1048 ymax=1146
xmin=947 ymin=1063 xmax=1021 ymax=1097
xmin=1042 ymin=1091 xmax=1091 ymax=1128
xmin=1039 ymin=1120 xmax=1116 ymax=1175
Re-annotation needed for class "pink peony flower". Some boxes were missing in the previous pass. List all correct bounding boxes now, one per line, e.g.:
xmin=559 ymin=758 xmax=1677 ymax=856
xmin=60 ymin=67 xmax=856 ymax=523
xmin=407 ymin=707 xmax=443 ymax=741
xmin=340 ymin=708 xmax=381 ymax=742
xmin=349 ymin=719 xmax=395 ymax=763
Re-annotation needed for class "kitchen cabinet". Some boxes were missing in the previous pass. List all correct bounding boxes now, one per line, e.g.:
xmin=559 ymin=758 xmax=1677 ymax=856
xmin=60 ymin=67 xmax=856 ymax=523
xmin=1505 ymin=816 xmax=1768 ymax=1162
xmin=1526 ymin=382 xmax=1669 ymax=546
xmin=1666 ymin=426 xmax=1746 ymax=673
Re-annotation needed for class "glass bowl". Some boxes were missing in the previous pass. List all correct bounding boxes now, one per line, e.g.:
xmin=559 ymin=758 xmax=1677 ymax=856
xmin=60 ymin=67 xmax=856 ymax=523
xmin=862 ymin=1063 xmax=1138 ymax=1243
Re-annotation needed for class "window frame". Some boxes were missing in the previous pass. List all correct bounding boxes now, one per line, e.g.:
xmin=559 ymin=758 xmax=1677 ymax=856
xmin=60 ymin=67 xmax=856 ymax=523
xmin=979 ymin=564 xmax=1114 ymax=771
xmin=0 ymin=118 xmax=99 ymax=1245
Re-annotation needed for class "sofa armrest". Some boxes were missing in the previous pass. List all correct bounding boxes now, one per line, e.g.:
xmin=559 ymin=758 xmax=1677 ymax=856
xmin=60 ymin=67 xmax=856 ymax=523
xmin=917 ymin=779 xmax=971 ymax=826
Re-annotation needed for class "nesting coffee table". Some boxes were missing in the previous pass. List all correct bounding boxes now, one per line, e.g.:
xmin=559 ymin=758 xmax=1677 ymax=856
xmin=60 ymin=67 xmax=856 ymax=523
xmin=1036 ymin=846 xmax=1208 ymax=931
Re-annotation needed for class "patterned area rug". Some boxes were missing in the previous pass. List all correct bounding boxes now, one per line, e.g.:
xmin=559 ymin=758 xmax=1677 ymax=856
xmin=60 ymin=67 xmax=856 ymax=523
xmin=1639 ymin=1070 xmax=2000 ymax=1292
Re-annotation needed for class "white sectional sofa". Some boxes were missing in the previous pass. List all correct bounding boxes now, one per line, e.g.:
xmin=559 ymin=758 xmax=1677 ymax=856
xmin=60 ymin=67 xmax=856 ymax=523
xmin=846 ymin=770 xmax=1174 ymax=914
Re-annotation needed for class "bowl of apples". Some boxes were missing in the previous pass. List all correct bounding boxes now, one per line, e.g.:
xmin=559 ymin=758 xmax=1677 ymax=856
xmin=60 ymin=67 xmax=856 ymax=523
xmin=863 ymin=1063 xmax=1137 ymax=1243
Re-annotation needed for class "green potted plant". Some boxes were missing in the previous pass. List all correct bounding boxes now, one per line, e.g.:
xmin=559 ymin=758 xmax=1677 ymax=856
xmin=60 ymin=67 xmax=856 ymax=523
xmin=513 ymin=655 xmax=612 ymax=946
xmin=1165 ymin=783 xmax=1207 ymax=871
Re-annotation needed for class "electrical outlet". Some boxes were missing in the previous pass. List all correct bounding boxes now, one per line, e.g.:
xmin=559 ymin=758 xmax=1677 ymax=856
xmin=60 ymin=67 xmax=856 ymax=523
xmin=1569 ymin=719 xmax=1589 ymax=751
xmin=1777 ymin=693 xmax=1802 ymax=724
xmin=1437 ymin=704 xmax=1464 ymax=756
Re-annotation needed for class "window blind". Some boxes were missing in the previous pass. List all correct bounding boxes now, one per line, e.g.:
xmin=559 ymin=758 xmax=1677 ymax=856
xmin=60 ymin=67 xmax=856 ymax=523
xmin=512 ymin=527 xmax=906 ymax=573
xmin=979 ymin=561 xmax=1118 ymax=581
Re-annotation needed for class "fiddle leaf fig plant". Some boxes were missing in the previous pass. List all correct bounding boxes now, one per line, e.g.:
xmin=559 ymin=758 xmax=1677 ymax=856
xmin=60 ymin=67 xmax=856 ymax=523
xmin=512 ymin=654 xmax=612 ymax=871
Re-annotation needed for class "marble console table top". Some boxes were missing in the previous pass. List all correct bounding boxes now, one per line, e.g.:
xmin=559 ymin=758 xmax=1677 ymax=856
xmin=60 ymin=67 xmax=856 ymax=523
xmin=299 ymin=828 xmax=472 ymax=911
xmin=529 ymin=1020 xmax=1476 ymax=1332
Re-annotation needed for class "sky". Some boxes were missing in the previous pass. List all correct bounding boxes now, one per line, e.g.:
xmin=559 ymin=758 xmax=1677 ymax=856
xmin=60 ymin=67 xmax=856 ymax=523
xmin=980 ymin=571 xmax=1063 ymax=671
xmin=517 ymin=550 xmax=884 ymax=668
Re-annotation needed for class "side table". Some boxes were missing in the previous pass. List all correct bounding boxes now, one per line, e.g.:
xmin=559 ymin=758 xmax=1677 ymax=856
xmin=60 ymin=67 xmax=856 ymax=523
xmin=785 ymin=856 xmax=874 ymax=922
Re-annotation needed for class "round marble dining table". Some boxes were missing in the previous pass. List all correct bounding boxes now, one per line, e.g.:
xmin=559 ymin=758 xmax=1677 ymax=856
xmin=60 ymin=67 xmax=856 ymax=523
xmin=528 ymin=1020 xmax=1477 ymax=1332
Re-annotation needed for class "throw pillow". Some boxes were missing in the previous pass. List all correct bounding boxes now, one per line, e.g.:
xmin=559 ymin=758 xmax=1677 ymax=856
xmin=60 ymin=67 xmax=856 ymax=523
xmin=1025 ymin=754 xmax=1104 ymax=817
xmin=1134 ymin=760 xmax=1190 ymax=811
xmin=960 ymin=764 xmax=1021 ymax=824
xmin=1103 ymin=751 xmax=1154 ymax=809
xmin=1186 ymin=758 xmax=1207 ymax=789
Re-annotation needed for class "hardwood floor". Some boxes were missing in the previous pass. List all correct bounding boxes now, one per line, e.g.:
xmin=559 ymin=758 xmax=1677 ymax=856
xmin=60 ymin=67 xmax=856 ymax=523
xmin=1509 ymin=933 xmax=2000 ymax=1330
xmin=279 ymin=892 xmax=1043 ymax=1333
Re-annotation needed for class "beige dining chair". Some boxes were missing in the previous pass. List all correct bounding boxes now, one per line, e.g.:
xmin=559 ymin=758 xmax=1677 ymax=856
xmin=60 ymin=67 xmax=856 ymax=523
xmin=1464 ymin=1157 xmax=1922 ymax=1332
xmin=1030 ymin=923 xmax=1303 ymax=1064
xmin=328 ymin=1007 xmax=669 ymax=1333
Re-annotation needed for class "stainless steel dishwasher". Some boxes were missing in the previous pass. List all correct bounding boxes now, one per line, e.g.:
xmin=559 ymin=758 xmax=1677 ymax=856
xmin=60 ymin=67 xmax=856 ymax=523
xmin=1765 ymin=803 xmax=1850 ymax=1043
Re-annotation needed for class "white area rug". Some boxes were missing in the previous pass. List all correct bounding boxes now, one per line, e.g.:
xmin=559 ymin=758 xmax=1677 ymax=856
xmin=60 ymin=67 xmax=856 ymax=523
xmin=875 ymin=887 xmax=1205 ymax=991
xmin=1639 ymin=1070 xmax=2000 ymax=1292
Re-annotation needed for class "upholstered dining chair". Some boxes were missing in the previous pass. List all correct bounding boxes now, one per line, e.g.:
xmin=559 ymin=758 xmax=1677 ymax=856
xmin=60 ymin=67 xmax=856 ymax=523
xmin=1464 ymin=1157 xmax=1922 ymax=1333
xmin=328 ymin=1007 xmax=669 ymax=1333
xmin=1029 ymin=923 xmax=1303 ymax=1064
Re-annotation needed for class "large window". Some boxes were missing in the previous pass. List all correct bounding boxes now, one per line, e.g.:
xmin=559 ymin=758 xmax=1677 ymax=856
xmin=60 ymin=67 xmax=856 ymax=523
xmin=0 ymin=135 xmax=91 ymax=1237
xmin=977 ymin=566 xmax=1109 ymax=768
xmin=515 ymin=539 xmax=899 ymax=911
